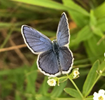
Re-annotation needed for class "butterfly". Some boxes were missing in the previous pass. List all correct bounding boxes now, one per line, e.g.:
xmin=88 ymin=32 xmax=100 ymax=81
xmin=21 ymin=12 xmax=74 ymax=77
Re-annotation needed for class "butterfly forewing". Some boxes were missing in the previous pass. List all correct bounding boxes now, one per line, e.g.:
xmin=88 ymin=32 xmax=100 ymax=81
xmin=38 ymin=50 xmax=60 ymax=77
xmin=21 ymin=25 xmax=52 ymax=54
xmin=56 ymin=12 xmax=70 ymax=47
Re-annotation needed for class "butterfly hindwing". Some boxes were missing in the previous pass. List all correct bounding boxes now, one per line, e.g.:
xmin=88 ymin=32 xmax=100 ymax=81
xmin=21 ymin=25 xmax=52 ymax=54
xmin=59 ymin=46 xmax=74 ymax=74
xmin=56 ymin=12 xmax=70 ymax=47
xmin=37 ymin=50 xmax=60 ymax=77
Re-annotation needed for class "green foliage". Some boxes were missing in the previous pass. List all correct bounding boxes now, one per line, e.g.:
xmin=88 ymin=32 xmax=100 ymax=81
xmin=83 ymin=60 xmax=99 ymax=96
xmin=62 ymin=0 xmax=89 ymax=27
xmin=83 ymin=60 xmax=105 ymax=97
xmin=0 ymin=0 xmax=105 ymax=100
xmin=64 ymin=88 xmax=82 ymax=98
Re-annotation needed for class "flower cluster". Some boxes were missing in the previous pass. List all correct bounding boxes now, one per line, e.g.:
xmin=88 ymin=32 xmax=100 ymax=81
xmin=73 ymin=68 xmax=80 ymax=79
xmin=47 ymin=68 xmax=80 ymax=86
xmin=93 ymin=89 xmax=105 ymax=100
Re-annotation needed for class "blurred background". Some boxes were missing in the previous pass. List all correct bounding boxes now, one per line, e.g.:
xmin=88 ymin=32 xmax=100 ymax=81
xmin=0 ymin=0 xmax=105 ymax=100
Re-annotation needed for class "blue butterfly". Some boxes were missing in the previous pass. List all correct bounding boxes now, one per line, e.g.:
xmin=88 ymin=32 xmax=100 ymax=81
xmin=21 ymin=12 xmax=74 ymax=77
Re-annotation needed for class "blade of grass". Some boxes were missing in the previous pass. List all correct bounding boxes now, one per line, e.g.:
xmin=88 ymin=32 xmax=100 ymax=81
xmin=0 ymin=44 xmax=26 ymax=52
xmin=12 ymin=0 xmax=89 ymax=16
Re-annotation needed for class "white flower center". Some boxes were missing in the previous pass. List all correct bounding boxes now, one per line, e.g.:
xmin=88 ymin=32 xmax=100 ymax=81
xmin=50 ymin=80 xmax=54 ymax=84
xmin=75 ymin=71 xmax=79 ymax=75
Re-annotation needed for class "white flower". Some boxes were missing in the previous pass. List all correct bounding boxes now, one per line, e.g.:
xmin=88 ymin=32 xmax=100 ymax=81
xmin=73 ymin=68 xmax=80 ymax=78
xmin=93 ymin=89 xmax=105 ymax=100
xmin=99 ymin=89 xmax=105 ymax=95
xmin=96 ymin=70 xmax=103 ymax=74
xmin=47 ymin=79 xmax=56 ymax=86
xmin=99 ymin=70 xmax=102 ymax=74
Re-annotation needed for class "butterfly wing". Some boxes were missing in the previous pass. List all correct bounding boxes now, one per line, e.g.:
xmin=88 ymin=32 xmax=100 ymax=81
xmin=37 ymin=50 xmax=60 ymax=77
xmin=59 ymin=47 xmax=74 ymax=74
xmin=21 ymin=25 xmax=52 ymax=54
xmin=56 ymin=12 xmax=70 ymax=47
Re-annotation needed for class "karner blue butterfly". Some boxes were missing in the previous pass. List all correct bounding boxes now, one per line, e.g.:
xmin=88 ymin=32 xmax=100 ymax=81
xmin=21 ymin=12 xmax=74 ymax=77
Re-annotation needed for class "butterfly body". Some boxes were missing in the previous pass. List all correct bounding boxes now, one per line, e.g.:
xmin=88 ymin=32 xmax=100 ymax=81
xmin=52 ymin=40 xmax=59 ymax=55
xmin=21 ymin=12 xmax=74 ymax=77
xmin=52 ymin=40 xmax=63 ymax=74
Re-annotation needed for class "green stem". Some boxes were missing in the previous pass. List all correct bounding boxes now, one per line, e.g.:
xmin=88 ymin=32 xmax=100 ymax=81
xmin=68 ymin=76 xmax=84 ymax=99
xmin=0 ymin=27 xmax=14 ymax=49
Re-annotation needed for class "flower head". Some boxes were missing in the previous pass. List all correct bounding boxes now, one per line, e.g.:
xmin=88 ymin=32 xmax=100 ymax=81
xmin=73 ymin=68 xmax=80 ymax=78
xmin=93 ymin=89 xmax=105 ymax=100
xmin=99 ymin=89 xmax=105 ymax=95
xmin=47 ymin=79 xmax=56 ymax=86
xmin=99 ymin=70 xmax=102 ymax=74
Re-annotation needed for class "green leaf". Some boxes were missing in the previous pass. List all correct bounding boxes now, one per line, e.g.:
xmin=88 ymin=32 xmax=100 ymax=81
xmin=84 ymin=35 xmax=105 ymax=63
xmin=12 ymin=0 xmax=89 ymax=21
xmin=50 ymin=81 xmax=67 ymax=98
xmin=38 ymin=77 xmax=49 ymax=96
xmin=86 ymin=95 xmax=93 ymax=100
xmin=62 ymin=0 xmax=89 ymax=16
xmin=97 ymin=61 xmax=105 ymax=72
xmin=25 ymin=69 xmax=37 ymax=95
xmin=91 ymin=26 xmax=104 ymax=37
xmin=102 ymin=73 xmax=105 ymax=76
xmin=97 ymin=18 xmax=105 ymax=31
xmin=71 ymin=25 xmax=93 ymax=46
xmin=15 ymin=94 xmax=22 ymax=100
xmin=25 ymin=60 xmax=37 ymax=94
xmin=83 ymin=60 xmax=99 ymax=97
xmin=83 ymin=61 xmax=105 ymax=97
xmin=89 ymin=10 xmax=96 ymax=26
xmin=15 ymin=74 xmax=24 ymax=91
xmin=62 ymin=0 xmax=89 ymax=27
xmin=89 ymin=10 xmax=104 ymax=37
xmin=64 ymin=88 xmax=81 ymax=98
xmin=36 ymin=95 xmax=51 ymax=100
xmin=12 ymin=0 xmax=68 ymax=10
xmin=94 ymin=2 xmax=105 ymax=18
xmin=0 ymin=66 xmax=28 ymax=75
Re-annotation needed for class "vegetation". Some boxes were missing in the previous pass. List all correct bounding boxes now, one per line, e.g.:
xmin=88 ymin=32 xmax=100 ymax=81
xmin=0 ymin=0 xmax=105 ymax=100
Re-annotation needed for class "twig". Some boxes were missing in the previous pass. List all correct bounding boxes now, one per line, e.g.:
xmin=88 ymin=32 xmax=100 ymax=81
xmin=0 ymin=44 xmax=26 ymax=52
